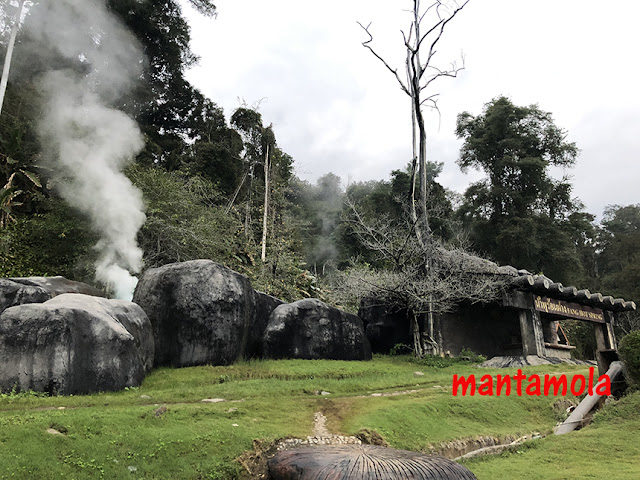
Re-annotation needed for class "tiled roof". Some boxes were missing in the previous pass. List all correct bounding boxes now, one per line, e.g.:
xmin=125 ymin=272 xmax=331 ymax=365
xmin=508 ymin=269 xmax=636 ymax=312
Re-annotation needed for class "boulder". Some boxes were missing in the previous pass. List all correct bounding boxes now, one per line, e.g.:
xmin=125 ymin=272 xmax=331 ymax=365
xmin=0 ymin=294 xmax=153 ymax=394
xmin=133 ymin=260 xmax=279 ymax=367
xmin=264 ymin=298 xmax=372 ymax=360
xmin=0 ymin=276 xmax=104 ymax=314
xmin=358 ymin=297 xmax=412 ymax=354
xmin=0 ymin=278 xmax=50 ymax=314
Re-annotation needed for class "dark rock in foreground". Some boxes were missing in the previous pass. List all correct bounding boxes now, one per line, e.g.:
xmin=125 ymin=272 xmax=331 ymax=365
xmin=0 ymin=276 xmax=104 ymax=314
xmin=264 ymin=299 xmax=372 ymax=361
xmin=0 ymin=294 xmax=153 ymax=394
xmin=358 ymin=297 xmax=412 ymax=354
xmin=268 ymin=445 xmax=477 ymax=479
xmin=133 ymin=260 xmax=281 ymax=367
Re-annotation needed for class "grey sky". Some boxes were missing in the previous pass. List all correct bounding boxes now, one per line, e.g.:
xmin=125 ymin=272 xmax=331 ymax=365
xmin=182 ymin=0 xmax=640 ymax=218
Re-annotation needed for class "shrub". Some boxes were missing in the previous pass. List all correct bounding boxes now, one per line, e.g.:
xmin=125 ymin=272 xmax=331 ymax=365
xmin=618 ymin=330 xmax=640 ymax=384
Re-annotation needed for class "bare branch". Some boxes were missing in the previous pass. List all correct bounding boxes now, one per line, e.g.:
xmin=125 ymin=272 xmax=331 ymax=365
xmin=357 ymin=21 xmax=411 ymax=96
xmin=418 ymin=0 xmax=469 ymax=78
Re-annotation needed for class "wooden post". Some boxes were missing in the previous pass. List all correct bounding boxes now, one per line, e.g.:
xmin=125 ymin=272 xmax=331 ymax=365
xmin=594 ymin=323 xmax=609 ymax=375
xmin=607 ymin=311 xmax=618 ymax=350
xmin=519 ymin=309 xmax=546 ymax=357
xmin=519 ymin=311 xmax=534 ymax=355
xmin=531 ymin=309 xmax=546 ymax=357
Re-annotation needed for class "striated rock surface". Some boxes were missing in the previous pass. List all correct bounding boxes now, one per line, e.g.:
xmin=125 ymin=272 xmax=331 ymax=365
xmin=268 ymin=445 xmax=477 ymax=479
xmin=0 ymin=294 xmax=153 ymax=394
xmin=264 ymin=298 xmax=371 ymax=361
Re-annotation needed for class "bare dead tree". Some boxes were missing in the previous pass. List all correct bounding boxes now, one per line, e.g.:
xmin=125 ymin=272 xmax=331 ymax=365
xmin=0 ymin=0 xmax=26 ymax=116
xmin=335 ymin=195 xmax=507 ymax=356
xmin=261 ymin=143 xmax=270 ymax=262
xmin=358 ymin=0 xmax=469 ymax=245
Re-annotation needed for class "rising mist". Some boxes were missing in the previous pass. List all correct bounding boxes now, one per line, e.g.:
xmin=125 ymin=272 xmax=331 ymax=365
xmin=18 ymin=0 xmax=147 ymax=300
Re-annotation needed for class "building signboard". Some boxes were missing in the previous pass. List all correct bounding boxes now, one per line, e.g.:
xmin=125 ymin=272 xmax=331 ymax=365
xmin=534 ymin=296 xmax=604 ymax=323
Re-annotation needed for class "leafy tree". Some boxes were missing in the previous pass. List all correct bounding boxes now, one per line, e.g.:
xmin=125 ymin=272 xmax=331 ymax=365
xmin=596 ymin=204 xmax=640 ymax=333
xmin=182 ymin=100 xmax=244 ymax=195
xmin=0 ymin=80 xmax=44 ymax=225
xmin=105 ymin=0 xmax=219 ymax=166
xmin=456 ymin=96 xmax=578 ymax=220
xmin=0 ymin=196 xmax=99 ymax=280
xmin=455 ymin=96 xmax=587 ymax=284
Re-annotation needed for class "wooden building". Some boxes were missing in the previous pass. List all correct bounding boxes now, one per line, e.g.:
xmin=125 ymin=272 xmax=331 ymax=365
xmin=361 ymin=268 xmax=636 ymax=375
xmin=438 ymin=271 xmax=635 ymax=375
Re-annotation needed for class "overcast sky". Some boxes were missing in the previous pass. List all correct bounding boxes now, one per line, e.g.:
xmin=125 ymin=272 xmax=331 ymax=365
xmin=181 ymin=0 xmax=640 ymax=219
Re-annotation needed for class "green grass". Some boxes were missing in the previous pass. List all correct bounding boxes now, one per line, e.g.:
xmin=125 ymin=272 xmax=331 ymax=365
xmin=0 ymin=356 xmax=633 ymax=479
xmin=463 ymin=391 xmax=640 ymax=480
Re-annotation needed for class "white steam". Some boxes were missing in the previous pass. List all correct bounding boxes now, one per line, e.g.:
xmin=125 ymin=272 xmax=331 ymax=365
xmin=22 ymin=0 xmax=147 ymax=300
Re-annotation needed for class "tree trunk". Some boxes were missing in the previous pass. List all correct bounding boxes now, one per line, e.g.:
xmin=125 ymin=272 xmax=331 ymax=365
xmin=225 ymin=167 xmax=249 ymax=214
xmin=244 ymin=164 xmax=254 ymax=239
xmin=411 ymin=310 xmax=424 ymax=358
xmin=414 ymin=92 xmax=431 ymax=237
xmin=261 ymin=144 xmax=270 ymax=262
xmin=0 ymin=0 xmax=25 ymax=115
xmin=408 ymin=72 xmax=423 ymax=247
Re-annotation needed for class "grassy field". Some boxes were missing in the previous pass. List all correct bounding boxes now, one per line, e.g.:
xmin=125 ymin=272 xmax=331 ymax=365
xmin=0 ymin=356 xmax=636 ymax=479
xmin=462 ymin=390 xmax=640 ymax=479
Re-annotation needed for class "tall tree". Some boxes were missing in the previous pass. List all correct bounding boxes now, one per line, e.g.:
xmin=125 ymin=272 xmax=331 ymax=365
xmin=595 ymin=204 xmax=640 ymax=334
xmin=106 ymin=0 xmax=217 ymax=166
xmin=455 ymin=96 xmax=585 ymax=283
xmin=359 ymin=0 xmax=469 ymax=244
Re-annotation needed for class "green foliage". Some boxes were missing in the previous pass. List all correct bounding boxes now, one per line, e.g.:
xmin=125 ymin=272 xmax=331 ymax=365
xmin=560 ymin=320 xmax=596 ymax=360
xmin=456 ymin=96 xmax=578 ymax=220
xmin=0 ymin=197 xmax=99 ymax=280
xmin=0 ymin=81 xmax=44 ymax=224
xmin=455 ymin=97 xmax=590 ymax=284
xmin=599 ymin=204 xmax=640 ymax=301
xmin=408 ymin=349 xmax=486 ymax=368
xmin=464 ymin=392 xmax=640 ymax=479
xmin=126 ymin=164 xmax=243 ymax=269
xmin=619 ymin=331 xmax=640 ymax=384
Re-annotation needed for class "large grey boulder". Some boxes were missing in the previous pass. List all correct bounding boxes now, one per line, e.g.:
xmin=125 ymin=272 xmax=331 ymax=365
xmin=133 ymin=260 xmax=281 ymax=367
xmin=358 ymin=297 xmax=412 ymax=354
xmin=264 ymin=298 xmax=372 ymax=360
xmin=0 ymin=294 xmax=153 ymax=395
xmin=0 ymin=276 xmax=104 ymax=314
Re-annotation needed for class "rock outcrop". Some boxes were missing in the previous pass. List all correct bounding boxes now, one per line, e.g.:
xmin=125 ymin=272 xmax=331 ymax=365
xmin=358 ymin=297 xmax=412 ymax=354
xmin=0 ymin=294 xmax=153 ymax=394
xmin=264 ymin=298 xmax=372 ymax=360
xmin=0 ymin=276 xmax=104 ymax=314
xmin=133 ymin=260 xmax=283 ymax=367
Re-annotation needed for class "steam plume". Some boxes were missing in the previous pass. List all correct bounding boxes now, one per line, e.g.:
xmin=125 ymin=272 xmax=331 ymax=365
xmin=19 ymin=0 xmax=146 ymax=300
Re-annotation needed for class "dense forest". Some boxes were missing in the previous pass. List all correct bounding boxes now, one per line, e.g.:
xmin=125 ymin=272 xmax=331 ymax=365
xmin=1 ymin=0 xmax=638 ymax=350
